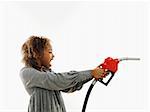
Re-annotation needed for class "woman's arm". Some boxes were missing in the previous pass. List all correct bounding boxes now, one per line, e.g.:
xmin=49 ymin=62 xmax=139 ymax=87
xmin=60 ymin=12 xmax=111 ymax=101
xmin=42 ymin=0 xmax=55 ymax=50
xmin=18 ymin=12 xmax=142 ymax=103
xmin=20 ymin=67 xmax=93 ymax=91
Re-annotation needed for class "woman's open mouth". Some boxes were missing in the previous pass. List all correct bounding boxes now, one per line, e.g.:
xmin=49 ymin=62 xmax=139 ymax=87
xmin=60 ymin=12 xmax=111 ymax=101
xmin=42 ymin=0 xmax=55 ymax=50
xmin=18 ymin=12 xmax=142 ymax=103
xmin=49 ymin=59 xmax=53 ymax=67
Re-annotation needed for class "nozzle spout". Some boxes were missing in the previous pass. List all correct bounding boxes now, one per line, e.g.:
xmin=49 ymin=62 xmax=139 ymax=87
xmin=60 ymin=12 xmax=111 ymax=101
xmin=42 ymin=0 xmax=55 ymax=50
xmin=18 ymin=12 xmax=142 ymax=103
xmin=119 ymin=57 xmax=140 ymax=62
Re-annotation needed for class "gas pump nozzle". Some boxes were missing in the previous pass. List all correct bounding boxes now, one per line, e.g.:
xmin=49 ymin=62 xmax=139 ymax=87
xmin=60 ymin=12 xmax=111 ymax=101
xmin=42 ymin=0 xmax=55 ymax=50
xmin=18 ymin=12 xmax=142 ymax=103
xmin=82 ymin=57 xmax=140 ymax=112
xmin=97 ymin=57 xmax=140 ymax=86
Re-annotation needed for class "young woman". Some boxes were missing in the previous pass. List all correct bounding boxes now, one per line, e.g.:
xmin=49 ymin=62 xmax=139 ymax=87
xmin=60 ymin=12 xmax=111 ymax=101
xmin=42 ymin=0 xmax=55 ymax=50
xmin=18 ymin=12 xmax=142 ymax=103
xmin=20 ymin=36 xmax=107 ymax=112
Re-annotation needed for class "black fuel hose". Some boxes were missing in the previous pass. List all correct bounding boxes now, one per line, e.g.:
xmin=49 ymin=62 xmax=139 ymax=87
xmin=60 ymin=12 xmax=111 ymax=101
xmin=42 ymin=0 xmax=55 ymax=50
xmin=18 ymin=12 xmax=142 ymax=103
xmin=82 ymin=72 xmax=114 ymax=112
xmin=82 ymin=80 xmax=97 ymax=112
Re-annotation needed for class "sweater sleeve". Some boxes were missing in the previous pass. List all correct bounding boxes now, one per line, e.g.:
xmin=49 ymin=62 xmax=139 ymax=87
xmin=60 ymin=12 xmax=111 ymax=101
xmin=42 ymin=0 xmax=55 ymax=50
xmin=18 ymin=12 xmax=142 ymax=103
xmin=20 ymin=67 xmax=93 ymax=91
xmin=61 ymin=71 xmax=93 ymax=93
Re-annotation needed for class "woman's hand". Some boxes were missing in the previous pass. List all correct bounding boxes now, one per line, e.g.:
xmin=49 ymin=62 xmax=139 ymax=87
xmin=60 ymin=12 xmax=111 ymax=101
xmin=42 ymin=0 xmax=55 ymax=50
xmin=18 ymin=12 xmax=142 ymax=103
xmin=91 ymin=67 xmax=107 ymax=80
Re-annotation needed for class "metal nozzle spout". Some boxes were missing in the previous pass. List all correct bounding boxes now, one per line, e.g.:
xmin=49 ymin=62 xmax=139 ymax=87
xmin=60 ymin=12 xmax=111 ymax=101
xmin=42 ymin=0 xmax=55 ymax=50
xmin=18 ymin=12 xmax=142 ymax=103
xmin=119 ymin=57 xmax=140 ymax=62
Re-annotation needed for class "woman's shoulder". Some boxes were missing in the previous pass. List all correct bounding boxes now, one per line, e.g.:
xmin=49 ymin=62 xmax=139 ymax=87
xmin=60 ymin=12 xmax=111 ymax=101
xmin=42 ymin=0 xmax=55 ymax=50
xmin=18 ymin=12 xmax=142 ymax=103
xmin=20 ymin=66 xmax=37 ymax=76
xmin=20 ymin=66 xmax=53 ymax=77
xmin=20 ymin=66 xmax=33 ymax=72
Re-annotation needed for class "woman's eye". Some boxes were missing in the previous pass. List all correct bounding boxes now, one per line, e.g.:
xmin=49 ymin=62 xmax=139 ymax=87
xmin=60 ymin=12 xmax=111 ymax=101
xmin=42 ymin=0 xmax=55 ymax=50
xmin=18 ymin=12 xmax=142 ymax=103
xmin=49 ymin=52 xmax=52 ymax=53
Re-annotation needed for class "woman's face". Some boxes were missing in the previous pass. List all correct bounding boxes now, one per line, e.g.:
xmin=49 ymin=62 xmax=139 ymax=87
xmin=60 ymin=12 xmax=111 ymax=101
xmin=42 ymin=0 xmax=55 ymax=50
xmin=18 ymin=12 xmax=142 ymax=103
xmin=40 ymin=46 xmax=54 ymax=68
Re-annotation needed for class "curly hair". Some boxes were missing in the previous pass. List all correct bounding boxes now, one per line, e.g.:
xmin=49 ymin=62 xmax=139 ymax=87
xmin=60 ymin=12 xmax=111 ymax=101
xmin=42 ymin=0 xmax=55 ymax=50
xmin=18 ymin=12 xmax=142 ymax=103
xmin=21 ymin=36 xmax=51 ymax=70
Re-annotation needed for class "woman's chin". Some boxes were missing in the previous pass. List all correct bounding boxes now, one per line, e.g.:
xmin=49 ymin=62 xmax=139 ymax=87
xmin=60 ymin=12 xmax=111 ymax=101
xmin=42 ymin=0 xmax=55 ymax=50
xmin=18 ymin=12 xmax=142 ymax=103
xmin=44 ymin=64 xmax=51 ymax=68
xmin=49 ymin=63 xmax=52 ymax=67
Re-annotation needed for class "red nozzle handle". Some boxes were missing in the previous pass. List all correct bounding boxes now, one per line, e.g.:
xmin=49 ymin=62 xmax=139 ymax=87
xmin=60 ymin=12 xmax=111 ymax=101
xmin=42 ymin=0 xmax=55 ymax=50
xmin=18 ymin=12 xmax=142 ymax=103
xmin=99 ymin=57 xmax=119 ymax=73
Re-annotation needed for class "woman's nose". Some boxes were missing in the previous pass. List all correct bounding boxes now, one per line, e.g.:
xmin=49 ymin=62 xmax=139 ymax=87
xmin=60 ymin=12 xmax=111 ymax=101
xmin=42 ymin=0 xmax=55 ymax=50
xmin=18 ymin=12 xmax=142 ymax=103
xmin=52 ymin=53 xmax=55 ymax=58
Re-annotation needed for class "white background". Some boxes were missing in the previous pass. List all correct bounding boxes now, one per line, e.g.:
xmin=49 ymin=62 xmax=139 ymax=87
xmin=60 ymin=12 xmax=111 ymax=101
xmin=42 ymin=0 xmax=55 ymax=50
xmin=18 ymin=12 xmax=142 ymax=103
xmin=0 ymin=1 xmax=149 ymax=112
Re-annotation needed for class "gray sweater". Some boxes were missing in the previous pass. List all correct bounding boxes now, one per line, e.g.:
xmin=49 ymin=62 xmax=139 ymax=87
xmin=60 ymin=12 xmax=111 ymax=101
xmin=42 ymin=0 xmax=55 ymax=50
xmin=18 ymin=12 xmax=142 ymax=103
xmin=19 ymin=67 xmax=93 ymax=112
